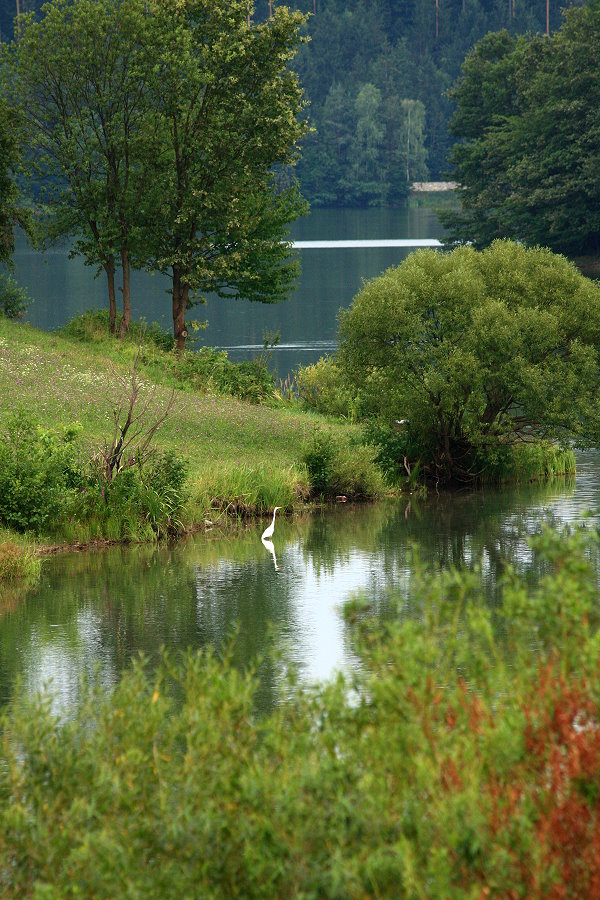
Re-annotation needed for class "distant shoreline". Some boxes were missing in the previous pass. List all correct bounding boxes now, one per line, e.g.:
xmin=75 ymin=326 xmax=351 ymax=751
xmin=411 ymin=181 xmax=458 ymax=192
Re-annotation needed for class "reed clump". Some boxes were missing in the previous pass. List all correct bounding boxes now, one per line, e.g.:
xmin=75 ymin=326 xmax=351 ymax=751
xmin=0 ymin=534 xmax=40 ymax=583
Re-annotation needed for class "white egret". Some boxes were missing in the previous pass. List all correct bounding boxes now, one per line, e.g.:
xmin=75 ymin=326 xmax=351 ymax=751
xmin=261 ymin=506 xmax=280 ymax=541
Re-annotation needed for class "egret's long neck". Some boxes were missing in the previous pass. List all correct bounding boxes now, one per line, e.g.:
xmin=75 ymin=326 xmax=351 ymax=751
xmin=271 ymin=509 xmax=277 ymax=526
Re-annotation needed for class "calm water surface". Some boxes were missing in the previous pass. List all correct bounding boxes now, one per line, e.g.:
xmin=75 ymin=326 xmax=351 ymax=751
xmin=15 ymin=206 xmax=445 ymax=379
xmin=2 ymin=452 xmax=600 ymax=714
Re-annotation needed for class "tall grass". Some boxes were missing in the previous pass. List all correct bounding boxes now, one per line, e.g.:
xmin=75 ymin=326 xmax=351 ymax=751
xmin=480 ymin=441 xmax=577 ymax=483
xmin=187 ymin=461 xmax=308 ymax=520
xmin=0 ymin=531 xmax=41 ymax=583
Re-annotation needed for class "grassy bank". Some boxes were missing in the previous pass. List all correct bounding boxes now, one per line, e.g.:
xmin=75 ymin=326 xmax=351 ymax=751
xmin=0 ymin=314 xmax=385 ymax=556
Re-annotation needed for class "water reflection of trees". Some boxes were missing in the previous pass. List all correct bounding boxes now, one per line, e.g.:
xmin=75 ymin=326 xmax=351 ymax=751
xmin=0 ymin=527 xmax=309 ymax=714
xmin=302 ymin=475 xmax=600 ymax=622
xmin=2 ymin=470 xmax=599 ymax=713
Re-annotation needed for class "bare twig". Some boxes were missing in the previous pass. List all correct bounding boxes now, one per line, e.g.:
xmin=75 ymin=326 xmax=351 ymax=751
xmin=97 ymin=348 xmax=175 ymax=481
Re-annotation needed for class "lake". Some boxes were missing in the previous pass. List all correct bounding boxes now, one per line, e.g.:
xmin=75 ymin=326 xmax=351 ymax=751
xmin=7 ymin=202 xmax=600 ymax=717
xmin=15 ymin=205 xmax=445 ymax=379
xmin=2 ymin=452 xmax=600 ymax=715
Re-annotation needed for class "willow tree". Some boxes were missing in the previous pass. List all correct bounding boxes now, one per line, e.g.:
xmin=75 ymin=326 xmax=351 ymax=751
xmin=138 ymin=0 xmax=308 ymax=351
xmin=7 ymin=0 xmax=156 ymax=335
xmin=338 ymin=241 xmax=600 ymax=484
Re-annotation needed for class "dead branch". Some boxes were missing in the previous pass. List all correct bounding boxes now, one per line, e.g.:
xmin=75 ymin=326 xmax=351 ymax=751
xmin=98 ymin=348 xmax=175 ymax=481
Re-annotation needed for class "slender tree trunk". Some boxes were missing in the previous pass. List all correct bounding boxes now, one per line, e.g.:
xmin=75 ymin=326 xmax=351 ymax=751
xmin=118 ymin=246 xmax=131 ymax=338
xmin=172 ymin=266 xmax=189 ymax=352
xmin=104 ymin=256 xmax=117 ymax=335
xmin=406 ymin=105 xmax=411 ymax=183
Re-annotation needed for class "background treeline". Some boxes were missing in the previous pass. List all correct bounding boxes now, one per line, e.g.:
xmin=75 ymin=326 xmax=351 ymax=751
xmin=287 ymin=0 xmax=586 ymax=205
xmin=0 ymin=0 xmax=586 ymax=208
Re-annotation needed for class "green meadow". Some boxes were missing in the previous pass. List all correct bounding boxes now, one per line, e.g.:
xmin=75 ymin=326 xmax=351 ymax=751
xmin=0 ymin=313 xmax=385 ymax=563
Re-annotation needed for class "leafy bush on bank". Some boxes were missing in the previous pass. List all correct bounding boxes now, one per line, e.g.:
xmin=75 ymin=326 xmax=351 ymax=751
xmin=71 ymin=450 xmax=189 ymax=542
xmin=361 ymin=422 xmax=577 ymax=489
xmin=1 ymin=526 xmax=600 ymax=895
xmin=0 ymin=273 xmax=30 ymax=320
xmin=301 ymin=242 xmax=600 ymax=486
xmin=296 ymin=356 xmax=356 ymax=418
xmin=0 ymin=410 xmax=188 ymax=540
xmin=301 ymin=428 xmax=385 ymax=499
xmin=0 ymin=412 xmax=81 ymax=532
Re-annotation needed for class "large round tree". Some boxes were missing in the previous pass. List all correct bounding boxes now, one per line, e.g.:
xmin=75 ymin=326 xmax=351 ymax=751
xmin=338 ymin=241 xmax=600 ymax=484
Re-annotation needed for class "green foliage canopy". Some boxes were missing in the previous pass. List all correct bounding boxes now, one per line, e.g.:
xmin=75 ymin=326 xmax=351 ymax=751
xmin=338 ymin=241 xmax=600 ymax=484
xmin=137 ymin=0 xmax=309 ymax=350
xmin=443 ymin=2 xmax=600 ymax=256
xmin=6 ymin=0 xmax=167 ymax=335
xmin=0 ymin=90 xmax=22 ymax=264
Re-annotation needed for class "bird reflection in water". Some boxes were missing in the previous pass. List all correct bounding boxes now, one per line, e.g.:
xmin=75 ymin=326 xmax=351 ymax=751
xmin=261 ymin=507 xmax=280 ymax=571
xmin=261 ymin=536 xmax=279 ymax=571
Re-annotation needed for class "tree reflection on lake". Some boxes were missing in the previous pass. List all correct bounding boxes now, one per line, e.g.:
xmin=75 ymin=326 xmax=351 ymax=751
xmin=1 ymin=452 xmax=599 ymax=715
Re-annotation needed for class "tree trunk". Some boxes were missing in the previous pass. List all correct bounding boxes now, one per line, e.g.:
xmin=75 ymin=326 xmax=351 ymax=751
xmin=104 ymin=255 xmax=117 ymax=335
xmin=406 ymin=105 xmax=411 ymax=183
xmin=118 ymin=246 xmax=131 ymax=338
xmin=172 ymin=266 xmax=189 ymax=352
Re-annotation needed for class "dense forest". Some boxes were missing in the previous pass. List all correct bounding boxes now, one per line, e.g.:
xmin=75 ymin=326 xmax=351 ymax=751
xmin=286 ymin=0 xmax=586 ymax=205
xmin=0 ymin=0 xmax=587 ymax=206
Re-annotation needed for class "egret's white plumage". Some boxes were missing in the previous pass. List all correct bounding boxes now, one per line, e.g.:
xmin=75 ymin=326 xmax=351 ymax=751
xmin=261 ymin=506 xmax=280 ymax=541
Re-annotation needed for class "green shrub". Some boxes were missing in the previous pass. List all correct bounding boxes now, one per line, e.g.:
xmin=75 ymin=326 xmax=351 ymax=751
xmin=0 ymin=413 xmax=81 ymax=532
xmin=62 ymin=309 xmax=173 ymax=351
xmin=0 ymin=273 xmax=30 ymax=320
xmin=169 ymin=347 xmax=275 ymax=402
xmin=296 ymin=356 xmax=355 ymax=418
xmin=61 ymin=309 xmax=115 ymax=342
xmin=1 ymin=527 xmax=600 ymax=896
xmin=74 ymin=450 xmax=188 ymax=539
xmin=302 ymin=429 xmax=335 ymax=495
xmin=362 ymin=419 xmax=425 ymax=487
xmin=301 ymin=429 xmax=384 ymax=499
xmin=332 ymin=440 xmax=386 ymax=499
